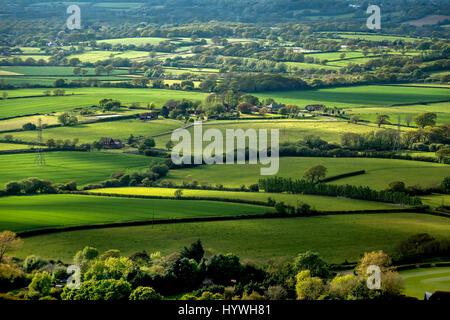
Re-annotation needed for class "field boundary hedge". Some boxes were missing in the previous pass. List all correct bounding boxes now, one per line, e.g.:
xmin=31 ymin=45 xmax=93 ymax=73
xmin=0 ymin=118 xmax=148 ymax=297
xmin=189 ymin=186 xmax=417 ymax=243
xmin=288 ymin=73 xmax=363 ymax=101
xmin=320 ymin=170 xmax=366 ymax=183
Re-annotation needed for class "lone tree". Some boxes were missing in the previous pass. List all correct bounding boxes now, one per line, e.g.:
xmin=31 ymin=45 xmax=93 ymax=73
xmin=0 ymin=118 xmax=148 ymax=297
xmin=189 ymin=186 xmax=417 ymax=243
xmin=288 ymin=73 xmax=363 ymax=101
xmin=0 ymin=231 xmax=22 ymax=262
xmin=237 ymin=102 xmax=253 ymax=114
xmin=376 ymin=114 xmax=390 ymax=128
xmin=303 ymin=165 xmax=327 ymax=183
xmin=414 ymin=112 xmax=437 ymax=128
xmin=350 ymin=115 xmax=360 ymax=124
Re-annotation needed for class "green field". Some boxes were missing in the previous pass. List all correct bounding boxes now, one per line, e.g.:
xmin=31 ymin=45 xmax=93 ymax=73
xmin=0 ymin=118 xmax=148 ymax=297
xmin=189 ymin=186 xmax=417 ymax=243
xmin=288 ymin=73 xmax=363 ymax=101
xmin=96 ymin=37 xmax=171 ymax=46
xmin=164 ymin=157 xmax=450 ymax=190
xmin=153 ymin=120 xmax=410 ymax=148
xmin=344 ymin=102 xmax=450 ymax=126
xmin=400 ymin=267 xmax=450 ymax=299
xmin=0 ymin=66 xmax=127 ymax=76
xmin=1 ymin=85 xmax=448 ymax=120
xmin=256 ymin=85 xmax=450 ymax=109
xmin=67 ymin=50 xmax=151 ymax=63
xmin=421 ymin=194 xmax=450 ymax=208
xmin=0 ymin=88 xmax=207 ymax=119
xmin=0 ymin=143 xmax=30 ymax=151
xmin=0 ymin=115 xmax=60 ymax=131
xmin=12 ymin=212 xmax=450 ymax=263
xmin=0 ymin=194 xmax=270 ymax=233
xmin=10 ymin=119 xmax=183 ymax=144
xmin=89 ymin=187 xmax=399 ymax=211
xmin=0 ymin=151 xmax=157 ymax=188
xmin=332 ymin=33 xmax=422 ymax=42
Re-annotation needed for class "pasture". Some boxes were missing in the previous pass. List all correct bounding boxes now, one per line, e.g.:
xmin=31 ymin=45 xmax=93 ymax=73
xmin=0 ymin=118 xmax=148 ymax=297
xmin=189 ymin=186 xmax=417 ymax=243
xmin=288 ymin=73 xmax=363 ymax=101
xmin=153 ymin=120 xmax=410 ymax=148
xmin=0 ymin=194 xmax=270 ymax=233
xmin=0 ymin=87 xmax=208 ymax=119
xmin=0 ymin=151 xmax=157 ymax=188
xmin=9 ymin=119 xmax=182 ymax=144
xmin=0 ymin=115 xmax=60 ymax=131
xmin=12 ymin=212 xmax=450 ymax=263
xmin=400 ymin=267 xmax=450 ymax=299
xmin=163 ymin=157 xmax=450 ymax=190
xmin=256 ymin=85 xmax=450 ymax=109
xmin=0 ymin=143 xmax=30 ymax=151
xmin=88 ymin=187 xmax=399 ymax=211
xmin=344 ymin=102 xmax=450 ymax=126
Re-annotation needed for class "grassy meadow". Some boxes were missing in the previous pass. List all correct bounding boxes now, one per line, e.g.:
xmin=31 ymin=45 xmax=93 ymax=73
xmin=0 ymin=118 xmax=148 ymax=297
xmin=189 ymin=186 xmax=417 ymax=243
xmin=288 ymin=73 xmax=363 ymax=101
xmin=9 ymin=119 xmax=183 ymax=144
xmin=0 ymin=88 xmax=208 ymax=119
xmin=0 ymin=194 xmax=271 ymax=233
xmin=12 ymin=212 xmax=450 ymax=263
xmin=0 ymin=151 xmax=157 ymax=188
xmin=153 ymin=120 xmax=411 ymax=148
xmin=164 ymin=157 xmax=450 ymax=190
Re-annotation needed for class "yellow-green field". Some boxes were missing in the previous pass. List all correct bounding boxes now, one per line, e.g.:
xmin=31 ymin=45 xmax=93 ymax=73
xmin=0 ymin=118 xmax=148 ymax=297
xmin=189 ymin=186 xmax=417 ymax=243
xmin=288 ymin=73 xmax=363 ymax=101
xmin=88 ymin=187 xmax=400 ymax=211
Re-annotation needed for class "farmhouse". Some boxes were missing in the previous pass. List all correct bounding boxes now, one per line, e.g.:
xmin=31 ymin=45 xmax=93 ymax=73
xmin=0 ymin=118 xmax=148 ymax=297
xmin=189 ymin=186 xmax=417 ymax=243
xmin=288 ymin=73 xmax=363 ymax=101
xmin=99 ymin=137 xmax=124 ymax=149
xmin=140 ymin=111 xmax=159 ymax=120
xmin=305 ymin=104 xmax=325 ymax=112
xmin=263 ymin=103 xmax=285 ymax=112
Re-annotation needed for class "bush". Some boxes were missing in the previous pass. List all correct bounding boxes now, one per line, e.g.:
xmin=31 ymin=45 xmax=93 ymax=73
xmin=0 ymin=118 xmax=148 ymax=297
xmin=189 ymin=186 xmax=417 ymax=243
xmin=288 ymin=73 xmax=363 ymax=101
xmin=150 ymin=164 xmax=169 ymax=178
xmin=387 ymin=181 xmax=406 ymax=193
xmin=293 ymin=251 xmax=329 ymax=278
xmin=5 ymin=181 xmax=21 ymax=195
xmin=74 ymin=246 xmax=99 ymax=272
xmin=22 ymin=123 xmax=36 ymax=131
xmin=295 ymin=270 xmax=325 ymax=300
xmin=129 ymin=286 xmax=163 ymax=300
xmin=29 ymin=272 xmax=52 ymax=297
xmin=0 ymin=262 xmax=28 ymax=291
xmin=249 ymin=184 xmax=259 ymax=192
xmin=274 ymin=202 xmax=287 ymax=214
xmin=207 ymin=254 xmax=243 ymax=285
xmin=23 ymin=255 xmax=48 ymax=273
xmin=411 ymin=142 xmax=429 ymax=151
xmin=61 ymin=279 xmax=132 ymax=300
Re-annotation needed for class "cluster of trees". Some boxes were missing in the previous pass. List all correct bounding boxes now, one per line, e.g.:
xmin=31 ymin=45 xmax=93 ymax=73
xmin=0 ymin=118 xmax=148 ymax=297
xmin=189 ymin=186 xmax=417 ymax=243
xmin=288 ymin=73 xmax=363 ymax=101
xmin=46 ymin=138 xmax=81 ymax=150
xmin=57 ymin=113 xmax=78 ymax=126
xmin=259 ymin=176 xmax=422 ymax=206
xmin=3 ymin=178 xmax=76 ymax=196
xmin=0 ymin=232 xmax=409 ymax=301
xmin=393 ymin=233 xmax=450 ymax=264
xmin=82 ymin=162 xmax=170 ymax=191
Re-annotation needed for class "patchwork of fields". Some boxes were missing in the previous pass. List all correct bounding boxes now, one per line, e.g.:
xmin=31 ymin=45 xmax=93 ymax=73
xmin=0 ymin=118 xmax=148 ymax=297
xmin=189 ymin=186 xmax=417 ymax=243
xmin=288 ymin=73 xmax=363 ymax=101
xmin=0 ymin=81 xmax=448 ymax=298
